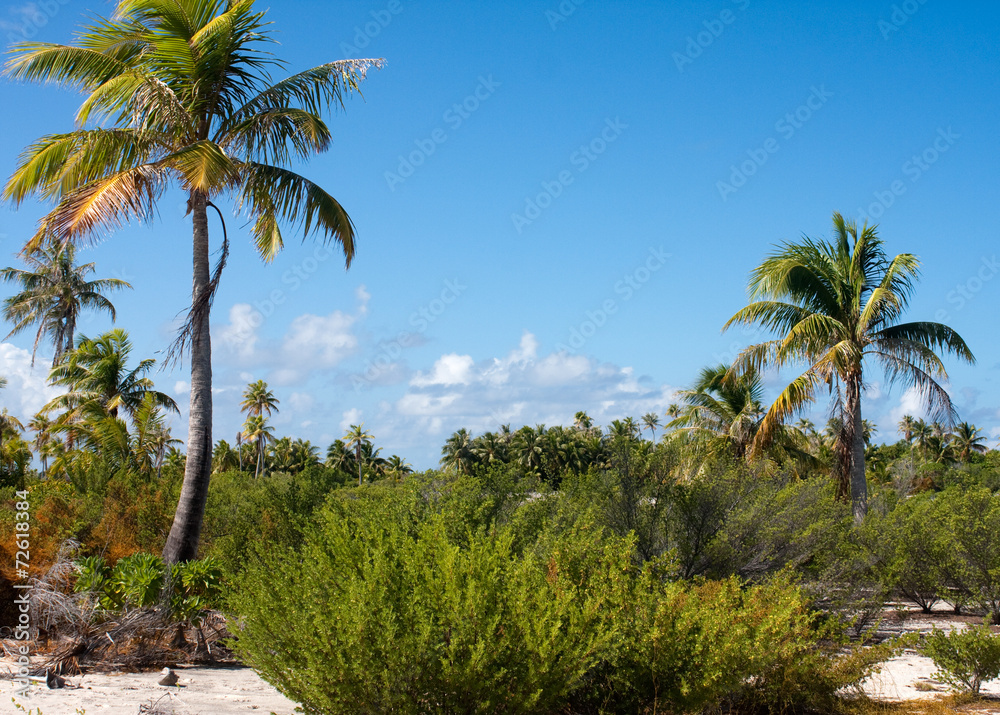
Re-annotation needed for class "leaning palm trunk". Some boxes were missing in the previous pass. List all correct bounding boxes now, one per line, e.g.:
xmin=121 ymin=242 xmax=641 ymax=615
xmin=163 ymin=195 xmax=213 ymax=563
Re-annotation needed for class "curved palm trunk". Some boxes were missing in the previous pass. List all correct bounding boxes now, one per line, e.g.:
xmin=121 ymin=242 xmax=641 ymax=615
xmin=163 ymin=193 xmax=213 ymax=563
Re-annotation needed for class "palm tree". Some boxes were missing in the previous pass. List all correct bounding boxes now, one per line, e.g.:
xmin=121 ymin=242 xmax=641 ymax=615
xmin=240 ymin=380 xmax=280 ymax=421
xmin=344 ymin=424 xmax=374 ymax=486
xmin=28 ymin=413 xmax=55 ymax=477
xmin=641 ymin=412 xmax=661 ymax=441
xmin=441 ymin=428 xmax=476 ymax=475
xmin=384 ymin=455 xmax=413 ymax=481
xmin=45 ymin=329 xmax=178 ymax=424
xmin=2 ymin=240 xmax=131 ymax=366
xmin=0 ymin=409 xmax=25 ymax=466
xmin=241 ymin=415 xmax=274 ymax=479
xmin=951 ymin=422 xmax=987 ymax=463
xmin=724 ymin=212 xmax=975 ymax=520
xmin=667 ymin=363 xmax=766 ymax=459
xmin=573 ymin=411 xmax=593 ymax=431
xmin=3 ymin=1 xmax=381 ymax=563
xmin=239 ymin=380 xmax=279 ymax=478
xmin=898 ymin=415 xmax=917 ymax=444
xmin=511 ymin=425 xmax=546 ymax=475
xmin=212 ymin=439 xmax=240 ymax=474
xmin=325 ymin=439 xmax=354 ymax=473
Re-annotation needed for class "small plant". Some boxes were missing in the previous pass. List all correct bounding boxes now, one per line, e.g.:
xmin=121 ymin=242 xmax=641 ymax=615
xmin=111 ymin=552 xmax=165 ymax=609
xmin=170 ymin=557 xmax=224 ymax=624
xmin=921 ymin=624 xmax=1000 ymax=695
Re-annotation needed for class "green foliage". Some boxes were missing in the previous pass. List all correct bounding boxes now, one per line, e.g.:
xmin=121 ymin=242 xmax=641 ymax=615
xmin=922 ymin=625 xmax=1000 ymax=695
xmin=229 ymin=489 xmax=628 ymax=714
xmin=170 ymin=558 xmax=224 ymax=624
xmin=939 ymin=487 xmax=1000 ymax=623
xmin=73 ymin=552 xmax=222 ymax=623
xmin=229 ymin=476 xmax=904 ymax=714
xmin=110 ymin=552 xmax=164 ymax=609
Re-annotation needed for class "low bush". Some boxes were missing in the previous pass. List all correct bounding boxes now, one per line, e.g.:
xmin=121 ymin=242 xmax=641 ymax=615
xmin=922 ymin=625 xmax=1000 ymax=695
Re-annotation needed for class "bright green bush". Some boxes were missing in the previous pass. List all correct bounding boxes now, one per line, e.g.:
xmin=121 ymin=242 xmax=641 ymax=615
xmin=922 ymin=624 xmax=1000 ymax=695
xmin=229 ymin=491 xmax=629 ymax=715
xmin=74 ymin=552 xmax=222 ymax=622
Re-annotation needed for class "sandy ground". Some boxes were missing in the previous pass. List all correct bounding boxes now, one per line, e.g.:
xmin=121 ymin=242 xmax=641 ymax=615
xmin=2 ymin=608 xmax=999 ymax=714
xmin=1 ymin=662 xmax=300 ymax=715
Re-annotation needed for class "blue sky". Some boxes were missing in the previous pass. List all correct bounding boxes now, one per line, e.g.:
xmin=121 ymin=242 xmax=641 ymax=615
xmin=1 ymin=0 xmax=998 ymax=469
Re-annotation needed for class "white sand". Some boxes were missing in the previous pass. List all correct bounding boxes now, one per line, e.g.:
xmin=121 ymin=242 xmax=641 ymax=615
xmin=1 ymin=662 xmax=299 ymax=715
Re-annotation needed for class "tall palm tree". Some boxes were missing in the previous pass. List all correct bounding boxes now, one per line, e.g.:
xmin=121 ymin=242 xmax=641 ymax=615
xmin=344 ymin=424 xmax=373 ymax=486
xmin=384 ymin=454 xmax=413 ymax=481
xmin=2 ymin=240 xmax=130 ymax=366
xmin=3 ymin=0 xmax=381 ymax=562
xmin=724 ymin=212 xmax=974 ymax=520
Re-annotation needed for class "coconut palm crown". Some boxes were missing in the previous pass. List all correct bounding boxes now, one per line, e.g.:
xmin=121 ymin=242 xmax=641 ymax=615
xmin=3 ymin=0 xmax=382 ymax=561
xmin=724 ymin=212 xmax=974 ymax=521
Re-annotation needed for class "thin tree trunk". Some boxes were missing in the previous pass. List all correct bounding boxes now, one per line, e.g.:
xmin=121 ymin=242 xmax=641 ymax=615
xmin=847 ymin=374 xmax=868 ymax=523
xmin=163 ymin=191 xmax=213 ymax=564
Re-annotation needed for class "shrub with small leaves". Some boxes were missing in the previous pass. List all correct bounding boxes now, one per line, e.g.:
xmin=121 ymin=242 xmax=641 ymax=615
xmin=922 ymin=624 xmax=1000 ymax=695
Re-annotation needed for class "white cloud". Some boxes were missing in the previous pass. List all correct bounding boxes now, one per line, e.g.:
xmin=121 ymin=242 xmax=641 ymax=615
xmin=411 ymin=354 xmax=475 ymax=387
xmin=216 ymin=304 xmax=261 ymax=360
xmin=339 ymin=407 xmax=363 ymax=432
xmin=0 ymin=342 xmax=64 ymax=423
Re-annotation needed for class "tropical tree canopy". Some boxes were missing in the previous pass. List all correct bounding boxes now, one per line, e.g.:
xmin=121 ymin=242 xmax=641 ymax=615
xmin=724 ymin=212 xmax=974 ymax=520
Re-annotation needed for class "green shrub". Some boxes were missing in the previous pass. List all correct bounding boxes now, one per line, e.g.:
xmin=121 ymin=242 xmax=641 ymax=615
xmin=110 ymin=552 xmax=165 ymax=609
xmin=229 ymin=491 xmax=629 ymax=715
xmin=922 ymin=625 xmax=1000 ymax=695
xmin=169 ymin=558 xmax=224 ymax=624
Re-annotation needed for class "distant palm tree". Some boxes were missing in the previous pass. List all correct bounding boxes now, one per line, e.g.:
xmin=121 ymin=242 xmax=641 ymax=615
xmin=472 ymin=431 xmax=509 ymax=465
xmin=0 ymin=409 xmax=25 ymax=465
xmin=952 ymin=422 xmax=987 ymax=462
xmin=213 ymin=439 xmax=240 ymax=474
xmin=441 ymin=428 xmax=476 ymax=475
xmin=573 ymin=411 xmax=593 ymax=431
xmin=243 ymin=415 xmax=275 ymax=478
xmin=511 ymin=425 xmax=546 ymax=475
xmin=344 ymin=424 xmax=374 ymax=486
xmin=725 ymin=212 xmax=974 ymax=520
xmin=385 ymin=454 xmax=413 ymax=481
xmin=898 ymin=415 xmax=917 ymax=444
xmin=241 ymin=380 xmax=280 ymax=421
xmin=46 ymin=329 xmax=178 ymax=423
xmin=2 ymin=240 xmax=130 ymax=366
xmin=326 ymin=439 xmax=354 ymax=473
xmin=641 ymin=412 xmax=661 ymax=441
xmin=28 ymin=413 xmax=54 ymax=477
